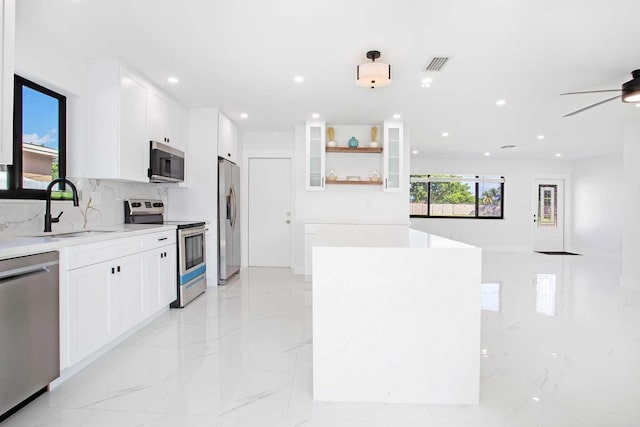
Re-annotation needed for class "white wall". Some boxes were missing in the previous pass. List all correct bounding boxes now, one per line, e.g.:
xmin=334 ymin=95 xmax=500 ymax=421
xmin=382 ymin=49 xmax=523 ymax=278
xmin=572 ymin=153 xmax=622 ymax=259
xmin=292 ymin=124 xmax=410 ymax=273
xmin=240 ymin=130 xmax=295 ymax=268
xmin=621 ymin=117 xmax=640 ymax=289
xmin=409 ymin=157 xmax=572 ymax=251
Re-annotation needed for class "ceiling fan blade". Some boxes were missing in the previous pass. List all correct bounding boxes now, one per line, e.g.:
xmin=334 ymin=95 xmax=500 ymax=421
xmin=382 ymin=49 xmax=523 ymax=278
xmin=561 ymin=89 xmax=621 ymax=95
xmin=563 ymin=94 xmax=622 ymax=117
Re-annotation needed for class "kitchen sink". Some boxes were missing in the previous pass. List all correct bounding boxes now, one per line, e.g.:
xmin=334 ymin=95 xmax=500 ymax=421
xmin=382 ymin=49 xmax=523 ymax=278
xmin=50 ymin=230 xmax=116 ymax=238
xmin=24 ymin=230 xmax=117 ymax=239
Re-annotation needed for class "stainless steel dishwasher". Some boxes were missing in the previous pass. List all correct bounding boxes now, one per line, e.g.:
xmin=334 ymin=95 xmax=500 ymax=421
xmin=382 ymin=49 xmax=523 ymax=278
xmin=0 ymin=251 xmax=60 ymax=419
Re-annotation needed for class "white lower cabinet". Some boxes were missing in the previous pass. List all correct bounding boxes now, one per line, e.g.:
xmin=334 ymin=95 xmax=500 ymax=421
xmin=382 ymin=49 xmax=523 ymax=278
xmin=146 ymin=244 xmax=177 ymax=314
xmin=63 ymin=230 xmax=176 ymax=368
xmin=67 ymin=261 xmax=112 ymax=364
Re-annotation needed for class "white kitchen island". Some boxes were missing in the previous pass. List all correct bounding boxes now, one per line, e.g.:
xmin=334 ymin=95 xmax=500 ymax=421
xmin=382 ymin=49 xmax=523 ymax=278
xmin=312 ymin=225 xmax=481 ymax=405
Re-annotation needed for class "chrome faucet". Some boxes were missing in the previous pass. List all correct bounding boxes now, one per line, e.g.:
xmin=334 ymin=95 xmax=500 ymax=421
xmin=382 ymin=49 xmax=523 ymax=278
xmin=44 ymin=178 xmax=79 ymax=232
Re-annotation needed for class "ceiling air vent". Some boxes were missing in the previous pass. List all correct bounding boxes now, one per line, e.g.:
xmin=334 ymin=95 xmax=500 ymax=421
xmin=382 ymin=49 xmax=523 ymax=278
xmin=424 ymin=56 xmax=451 ymax=72
xmin=500 ymin=145 xmax=518 ymax=149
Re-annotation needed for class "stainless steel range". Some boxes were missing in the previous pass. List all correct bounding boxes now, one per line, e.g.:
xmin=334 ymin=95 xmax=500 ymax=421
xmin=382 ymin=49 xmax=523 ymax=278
xmin=124 ymin=199 xmax=206 ymax=308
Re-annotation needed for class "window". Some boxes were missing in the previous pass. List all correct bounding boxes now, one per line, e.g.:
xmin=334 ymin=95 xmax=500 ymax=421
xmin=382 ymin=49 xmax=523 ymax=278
xmin=410 ymin=174 xmax=504 ymax=219
xmin=0 ymin=75 xmax=66 ymax=199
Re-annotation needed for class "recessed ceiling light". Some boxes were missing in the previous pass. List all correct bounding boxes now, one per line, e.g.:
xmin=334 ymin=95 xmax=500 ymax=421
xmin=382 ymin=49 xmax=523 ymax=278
xmin=393 ymin=114 xmax=401 ymax=119
xmin=533 ymin=396 xmax=540 ymax=402
xmin=240 ymin=113 xmax=248 ymax=119
xmin=537 ymin=135 xmax=545 ymax=140
xmin=167 ymin=76 xmax=179 ymax=84
xmin=293 ymin=75 xmax=304 ymax=83
xmin=421 ymin=77 xmax=432 ymax=88
xmin=555 ymin=153 xmax=562 ymax=157
xmin=496 ymin=99 xmax=507 ymax=106
xmin=412 ymin=150 xmax=419 ymax=154
xmin=484 ymin=152 xmax=491 ymax=156
xmin=311 ymin=113 xmax=320 ymax=119
xmin=442 ymin=132 xmax=450 ymax=137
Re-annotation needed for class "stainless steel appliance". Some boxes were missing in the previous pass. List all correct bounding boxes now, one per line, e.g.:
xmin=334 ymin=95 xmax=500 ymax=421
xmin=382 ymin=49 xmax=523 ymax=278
xmin=218 ymin=157 xmax=240 ymax=284
xmin=148 ymin=141 xmax=185 ymax=183
xmin=0 ymin=252 xmax=59 ymax=420
xmin=124 ymin=199 xmax=206 ymax=308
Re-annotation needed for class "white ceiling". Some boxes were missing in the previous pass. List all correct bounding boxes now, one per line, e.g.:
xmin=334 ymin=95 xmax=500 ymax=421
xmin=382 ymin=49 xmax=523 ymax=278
xmin=16 ymin=0 xmax=640 ymax=160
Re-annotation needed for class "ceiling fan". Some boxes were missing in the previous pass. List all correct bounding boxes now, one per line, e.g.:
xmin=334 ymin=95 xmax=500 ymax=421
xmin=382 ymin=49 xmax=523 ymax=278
xmin=562 ymin=69 xmax=640 ymax=117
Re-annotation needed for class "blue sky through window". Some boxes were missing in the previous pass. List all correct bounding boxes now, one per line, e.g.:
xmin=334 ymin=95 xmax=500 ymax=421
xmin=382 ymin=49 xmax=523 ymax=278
xmin=22 ymin=86 xmax=59 ymax=150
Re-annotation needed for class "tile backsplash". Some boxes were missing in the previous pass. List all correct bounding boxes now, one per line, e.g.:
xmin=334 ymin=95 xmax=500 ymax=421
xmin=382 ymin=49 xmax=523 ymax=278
xmin=0 ymin=178 xmax=168 ymax=237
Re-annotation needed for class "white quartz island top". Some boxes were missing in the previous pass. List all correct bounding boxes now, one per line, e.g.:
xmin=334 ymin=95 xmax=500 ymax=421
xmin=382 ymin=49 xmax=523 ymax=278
xmin=312 ymin=225 xmax=481 ymax=405
xmin=0 ymin=224 xmax=177 ymax=260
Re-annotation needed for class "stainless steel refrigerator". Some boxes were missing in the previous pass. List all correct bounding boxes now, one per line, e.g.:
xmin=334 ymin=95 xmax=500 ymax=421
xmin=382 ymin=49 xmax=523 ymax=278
xmin=218 ymin=157 xmax=240 ymax=284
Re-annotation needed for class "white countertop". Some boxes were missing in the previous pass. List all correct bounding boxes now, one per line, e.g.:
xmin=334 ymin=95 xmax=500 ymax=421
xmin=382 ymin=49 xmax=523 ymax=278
xmin=313 ymin=225 xmax=476 ymax=249
xmin=0 ymin=224 xmax=177 ymax=260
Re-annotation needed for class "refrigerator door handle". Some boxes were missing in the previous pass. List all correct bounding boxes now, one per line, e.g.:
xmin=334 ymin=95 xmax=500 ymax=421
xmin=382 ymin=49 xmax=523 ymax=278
xmin=230 ymin=186 xmax=238 ymax=228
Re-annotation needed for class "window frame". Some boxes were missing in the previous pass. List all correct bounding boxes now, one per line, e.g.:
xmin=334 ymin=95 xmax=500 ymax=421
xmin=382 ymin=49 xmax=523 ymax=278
xmin=410 ymin=174 xmax=505 ymax=219
xmin=0 ymin=75 xmax=67 ymax=200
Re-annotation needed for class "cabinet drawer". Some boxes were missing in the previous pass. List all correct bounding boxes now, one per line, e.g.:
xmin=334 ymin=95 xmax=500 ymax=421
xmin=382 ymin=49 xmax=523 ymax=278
xmin=65 ymin=235 xmax=145 ymax=270
xmin=142 ymin=231 xmax=176 ymax=251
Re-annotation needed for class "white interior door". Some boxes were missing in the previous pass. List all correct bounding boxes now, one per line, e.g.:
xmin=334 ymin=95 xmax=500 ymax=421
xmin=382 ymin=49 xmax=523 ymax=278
xmin=532 ymin=179 xmax=565 ymax=252
xmin=249 ymin=158 xmax=292 ymax=267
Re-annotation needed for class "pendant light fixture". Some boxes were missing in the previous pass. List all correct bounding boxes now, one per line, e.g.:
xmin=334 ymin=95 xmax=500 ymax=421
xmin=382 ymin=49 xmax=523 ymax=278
xmin=356 ymin=50 xmax=391 ymax=89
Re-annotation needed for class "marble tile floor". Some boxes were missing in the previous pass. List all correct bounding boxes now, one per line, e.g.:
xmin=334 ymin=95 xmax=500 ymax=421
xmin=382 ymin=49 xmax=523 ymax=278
xmin=3 ymin=251 xmax=640 ymax=426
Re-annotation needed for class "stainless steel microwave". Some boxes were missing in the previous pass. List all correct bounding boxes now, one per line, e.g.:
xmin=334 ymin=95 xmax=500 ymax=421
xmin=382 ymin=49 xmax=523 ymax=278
xmin=148 ymin=141 xmax=185 ymax=183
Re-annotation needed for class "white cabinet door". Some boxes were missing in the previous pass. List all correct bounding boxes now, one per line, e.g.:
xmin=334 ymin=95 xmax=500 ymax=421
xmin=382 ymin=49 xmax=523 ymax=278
xmin=119 ymin=71 xmax=148 ymax=182
xmin=86 ymin=61 xmax=149 ymax=182
xmin=146 ymin=244 xmax=177 ymax=313
xmin=67 ymin=261 xmax=112 ymax=365
xmin=0 ymin=0 xmax=15 ymax=165
xmin=148 ymin=91 xmax=184 ymax=149
xmin=383 ymin=121 xmax=403 ymax=192
xmin=305 ymin=120 xmax=325 ymax=191
xmin=112 ymin=252 xmax=146 ymax=336
xmin=164 ymin=98 xmax=181 ymax=147
xmin=160 ymin=244 xmax=177 ymax=306
xmin=147 ymin=90 xmax=165 ymax=144
xmin=218 ymin=112 xmax=237 ymax=163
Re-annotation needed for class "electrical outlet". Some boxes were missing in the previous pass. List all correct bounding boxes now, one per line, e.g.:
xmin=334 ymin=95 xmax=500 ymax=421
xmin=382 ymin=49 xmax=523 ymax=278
xmin=91 ymin=191 xmax=101 ymax=205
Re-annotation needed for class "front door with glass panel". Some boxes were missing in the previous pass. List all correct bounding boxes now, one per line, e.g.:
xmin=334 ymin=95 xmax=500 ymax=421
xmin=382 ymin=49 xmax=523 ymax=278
xmin=532 ymin=179 xmax=565 ymax=252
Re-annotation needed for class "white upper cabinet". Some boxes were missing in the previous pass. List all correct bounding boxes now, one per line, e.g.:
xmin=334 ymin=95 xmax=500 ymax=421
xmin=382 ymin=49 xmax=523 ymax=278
xmin=305 ymin=120 xmax=326 ymax=191
xmin=86 ymin=60 xmax=186 ymax=181
xmin=383 ymin=121 xmax=404 ymax=192
xmin=148 ymin=89 xmax=185 ymax=150
xmin=218 ymin=112 xmax=238 ymax=163
xmin=86 ymin=60 xmax=149 ymax=182
xmin=0 ymin=0 xmax=15 ymax=165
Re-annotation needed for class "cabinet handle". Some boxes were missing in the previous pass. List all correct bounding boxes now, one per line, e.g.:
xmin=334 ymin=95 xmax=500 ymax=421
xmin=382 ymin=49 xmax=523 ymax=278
xmin=160 ymin=253 xmax=163 ymax=258
xmin=228 ymin=153 xmax=231 ymax=157
xmin=385 ymin=178 xmax=388 ymax=189
xmin=158 ymin=237 xmax=168 ymax=241
xmin=111 ymin=267 xmax=115 ymax=274
xmin=321 ymin=177 xmax=325 ymax=188
xmin=117 ymin=266 xmax=121 ymax=273
xmin=164 ymin=252 xmax=167 ymax=257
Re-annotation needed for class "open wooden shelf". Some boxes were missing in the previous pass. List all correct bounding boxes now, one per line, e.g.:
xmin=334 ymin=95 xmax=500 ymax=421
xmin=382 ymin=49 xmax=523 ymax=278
xmin=326 ymin=179 xmax=383 ymax=185
xmin=326 ymin=147 xmax=383 ymax=153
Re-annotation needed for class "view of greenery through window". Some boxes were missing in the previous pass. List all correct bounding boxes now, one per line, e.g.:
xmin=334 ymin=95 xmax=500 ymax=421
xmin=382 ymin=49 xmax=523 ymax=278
xmin=410 ymin=174 xmax=503 ymax=218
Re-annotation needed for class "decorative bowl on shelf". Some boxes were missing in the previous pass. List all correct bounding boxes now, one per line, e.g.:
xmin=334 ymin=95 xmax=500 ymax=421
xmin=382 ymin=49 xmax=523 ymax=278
xmin=346 ymin=175 xmax=361 ymax=181
xmin=369 ymin=170 xmax=381 ymax=182
xmin=326 ymin=170 xmax=337 ymax=181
